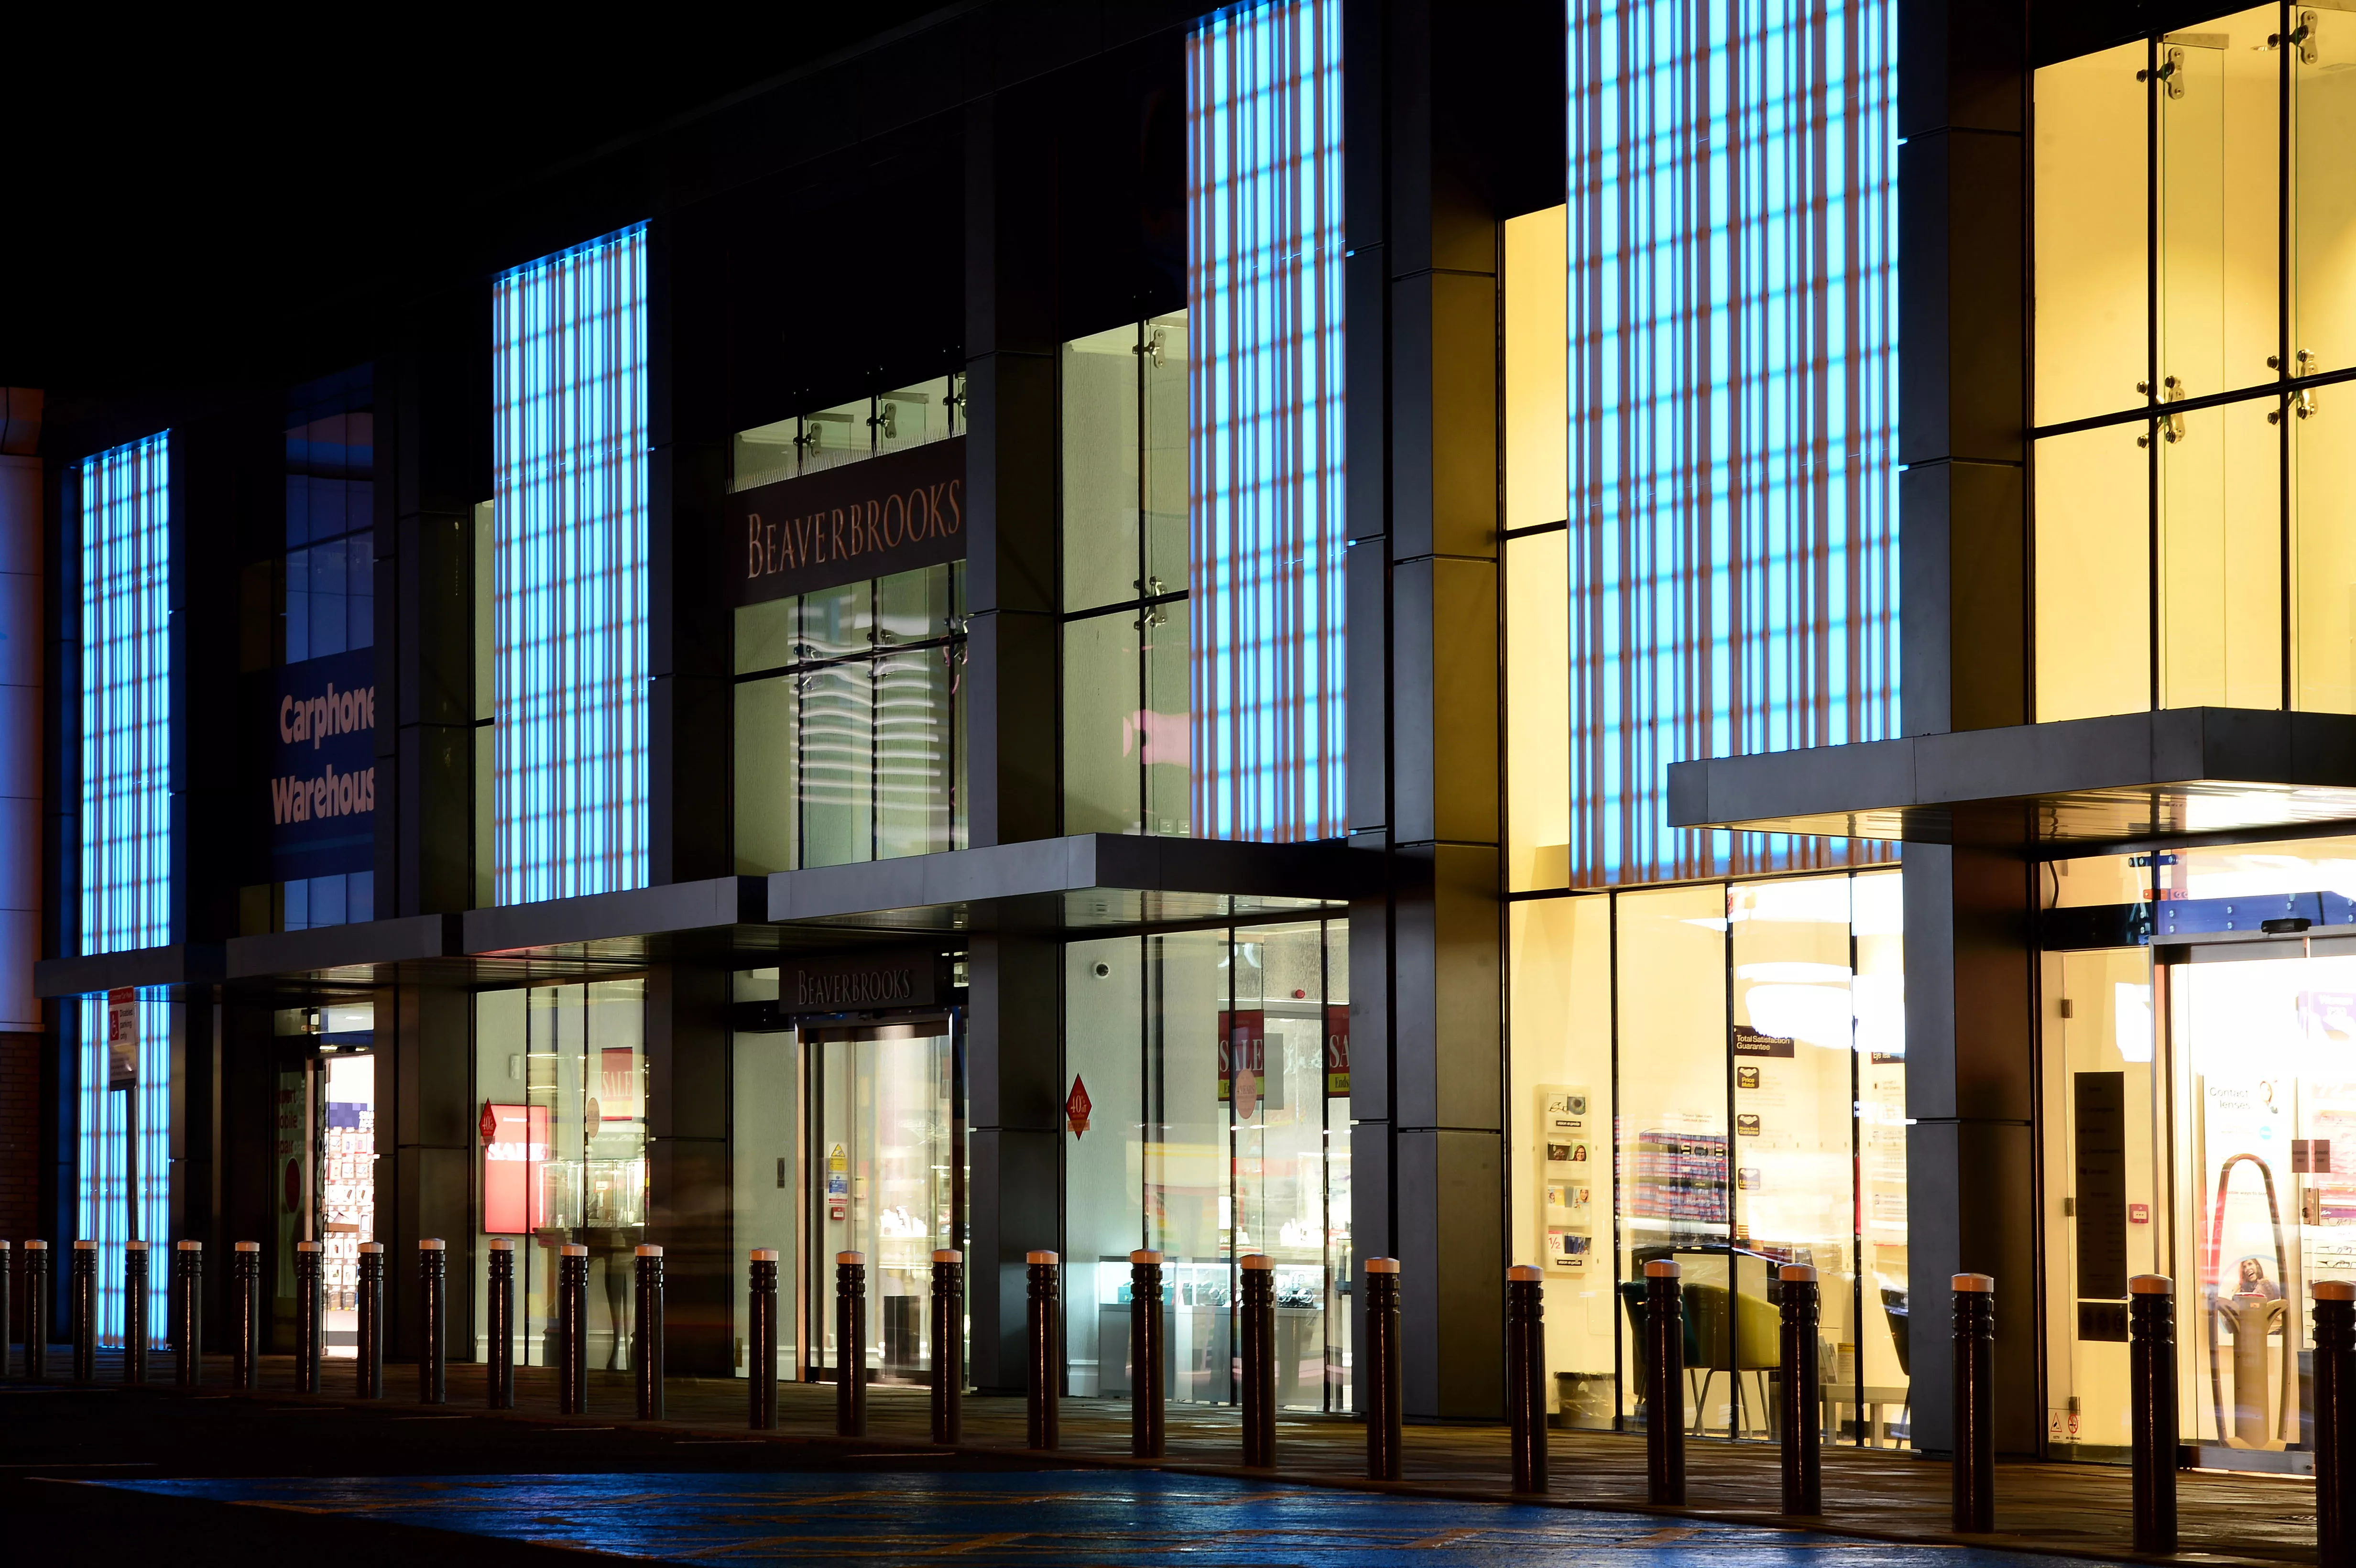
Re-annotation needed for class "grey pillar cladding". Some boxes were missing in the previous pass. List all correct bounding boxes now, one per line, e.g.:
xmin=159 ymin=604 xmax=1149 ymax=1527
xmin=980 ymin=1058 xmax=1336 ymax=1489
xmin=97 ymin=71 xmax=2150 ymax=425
xmin=1343 ymin=0 xmax=1506 ymax=1422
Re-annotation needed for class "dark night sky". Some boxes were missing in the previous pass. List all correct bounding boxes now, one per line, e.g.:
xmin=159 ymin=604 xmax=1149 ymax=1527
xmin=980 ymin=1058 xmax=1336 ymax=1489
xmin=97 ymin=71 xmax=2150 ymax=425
xmin=0 ymin=8 xmax=946 ymax=394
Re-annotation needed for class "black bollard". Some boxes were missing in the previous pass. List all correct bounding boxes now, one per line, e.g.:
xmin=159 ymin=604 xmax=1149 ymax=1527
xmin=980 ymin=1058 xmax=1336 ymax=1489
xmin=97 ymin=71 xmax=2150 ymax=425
xmin=2318 ymin=1279 xmax=2356 ymax=1566
xmin=1507 ymin=1263 xmax=1547 ymax=1494
xmin=418 ymin=1239 xmax=447 ymax=1405
xmin=69 ymin=1241 xmax=96 ymax=1383
xmin=1645 ymin=1258 xmax=1685 ymax=1505
xmin=355 ymin=1242 xmax=385 ymax=1399
xmin=0 ymin=1241 xmax=10 ymax=1379
xmin=1951 ymin=1272 xmax=1995 ymax=1533
xmin=23 ymin=1241 xmax=48 ymax=1382
xmin=174 ymin=1240 xmax=203 ymax=1389
xmin=1026 ymin=1250 xmax=1059 ymax=1450
xmin=232 ymin=1241 xmax=262 ymax=1391
xmin=749 ymin=1249 xmax=778 ymax=1431
xmin=836 ymin=1250 xmax=867 ymax=1436
xmin=634 ymin=1245 xmax=664 ymax=1420
xmin=1778 ymin=1263 xmax=1822 ymax=1516
xmin=1365 ymin=1257 xmax=1402 ymax=1480
xmin=2128 ymin=1274 xmax=2176 ymax=1555
xmin=931 ymin=1248 xmax=962 ymax=1445
xmin=484 ymin=1238 xmax=513 ymax=1409
xmin=1130 ymin=1249 xmax=1165 ymax=1459
xmin=123 ymin=1241 xmax=150 ymax=1385
xmin=293 ymin=1241 xmax=323 ymax=1394
xmin=557 ymin=1243 xmax=589 ymax=1416
xmin=1241 ymin=1254 xmax=1276 ymax=1466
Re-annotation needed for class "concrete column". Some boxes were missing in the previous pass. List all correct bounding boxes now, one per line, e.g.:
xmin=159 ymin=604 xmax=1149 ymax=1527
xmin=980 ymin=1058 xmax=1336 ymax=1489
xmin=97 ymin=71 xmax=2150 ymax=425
xmin=648 ymin=963 xmax=732 ymax=1375
xmin=387 ymin=983 xmax=473 ymax=1360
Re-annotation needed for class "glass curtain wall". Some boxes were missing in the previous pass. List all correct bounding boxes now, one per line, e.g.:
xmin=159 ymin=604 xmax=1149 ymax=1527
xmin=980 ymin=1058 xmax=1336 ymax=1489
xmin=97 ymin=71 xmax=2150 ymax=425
xmin=731 ymin=377 xmax=963 ymax=492
xmin=2040 ymin=835 xmax=2356 ymax=1470
xmin=1063 ymin=918 xmax=1351 ymax=1410
xmin=1061 ymin=315 xmax=1192 ymax=837
xmin=2034 ymin=7 xmax=2356 ymax=720
xmin=1509 ymin=871 xmax=1909 ymax=1444
xmin=734 ymin=563 xmax=969 ymax=871
xmin=473 ymin=979 xmax=648 ymax=1369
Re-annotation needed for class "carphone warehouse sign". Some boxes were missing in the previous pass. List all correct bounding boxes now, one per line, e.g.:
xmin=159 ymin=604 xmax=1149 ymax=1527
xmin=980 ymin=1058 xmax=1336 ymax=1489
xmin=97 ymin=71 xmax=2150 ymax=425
xmin=251 ymin=646 xmax=377 ymax=882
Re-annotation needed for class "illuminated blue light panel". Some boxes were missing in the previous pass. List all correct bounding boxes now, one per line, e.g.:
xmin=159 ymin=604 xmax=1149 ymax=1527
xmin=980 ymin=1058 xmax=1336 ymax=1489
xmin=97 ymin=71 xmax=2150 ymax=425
xmin=76 ymin=431 xmax=173 ymax=1342
xmin=76 ymin=991 xmax=171 ymax=1345
xmin=492 ymin=222 xmax=651 ymax=904
xmin=1564 ymin=0 xmax=1898 ymax=886
xmin=1188 ymin=0 xmax=1347 ymax=844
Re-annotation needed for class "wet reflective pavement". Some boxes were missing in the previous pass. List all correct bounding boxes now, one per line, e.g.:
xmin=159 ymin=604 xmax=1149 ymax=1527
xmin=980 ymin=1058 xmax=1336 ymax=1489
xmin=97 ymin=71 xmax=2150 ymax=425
xmin=103 ymin=1470 xmax=2085 ymax=1564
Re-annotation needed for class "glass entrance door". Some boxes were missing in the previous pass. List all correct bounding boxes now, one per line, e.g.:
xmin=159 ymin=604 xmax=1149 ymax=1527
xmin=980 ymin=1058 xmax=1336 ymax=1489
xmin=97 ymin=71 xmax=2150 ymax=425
xmin=807 ymin=1020 xmax=961 ymax=1385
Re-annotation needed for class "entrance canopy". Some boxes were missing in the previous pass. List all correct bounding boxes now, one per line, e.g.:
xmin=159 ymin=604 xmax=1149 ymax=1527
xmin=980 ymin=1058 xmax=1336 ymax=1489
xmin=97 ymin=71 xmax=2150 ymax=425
xmin=1668 ymin=708 xmax=2356 ymax=850
xmin=35 ymin=834 xmax=1360 ymax=1002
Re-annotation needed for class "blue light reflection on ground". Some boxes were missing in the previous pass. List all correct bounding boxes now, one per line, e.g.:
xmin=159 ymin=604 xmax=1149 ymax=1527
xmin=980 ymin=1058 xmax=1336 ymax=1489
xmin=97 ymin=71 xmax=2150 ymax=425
xmin=105 ymin=1470 xmax=2085 ymax=1565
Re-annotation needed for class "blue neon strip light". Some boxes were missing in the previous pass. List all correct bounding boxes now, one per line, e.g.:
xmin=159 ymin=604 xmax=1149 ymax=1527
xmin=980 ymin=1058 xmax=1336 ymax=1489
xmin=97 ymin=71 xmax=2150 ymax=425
xmin=1188 ymin=0 xmax=1348 ymax=844
xmin=75 ymin=431 xmax=173 ymax=1339
xmin=1565 ymin=0 xmax=1898 ymax=886
xmin=491 ymin=222 xmax=651 ymax=904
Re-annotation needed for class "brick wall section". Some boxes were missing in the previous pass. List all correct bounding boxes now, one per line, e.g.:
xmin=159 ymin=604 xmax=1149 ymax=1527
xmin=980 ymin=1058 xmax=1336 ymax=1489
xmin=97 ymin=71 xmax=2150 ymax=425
xmin=0 ymin=1032 xmax=38 ymax=1242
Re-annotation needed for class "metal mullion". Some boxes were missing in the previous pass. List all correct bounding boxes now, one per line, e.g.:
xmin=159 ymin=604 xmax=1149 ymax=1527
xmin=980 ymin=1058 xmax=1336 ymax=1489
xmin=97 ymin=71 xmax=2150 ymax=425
xmin=2148 ymin=33 xmax=2162 ymax=714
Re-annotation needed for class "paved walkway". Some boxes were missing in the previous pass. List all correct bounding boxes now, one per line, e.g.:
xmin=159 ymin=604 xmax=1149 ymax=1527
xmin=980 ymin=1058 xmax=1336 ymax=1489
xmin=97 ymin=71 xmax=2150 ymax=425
xmin=16 ymin=1353 xmax=2326 ymax=1566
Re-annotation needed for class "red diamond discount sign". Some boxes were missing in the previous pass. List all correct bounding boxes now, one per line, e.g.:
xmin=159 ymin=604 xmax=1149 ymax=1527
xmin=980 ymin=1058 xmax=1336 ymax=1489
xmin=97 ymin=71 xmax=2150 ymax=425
xmin=1065 ymin=1075 xmax=1092 ymax=1138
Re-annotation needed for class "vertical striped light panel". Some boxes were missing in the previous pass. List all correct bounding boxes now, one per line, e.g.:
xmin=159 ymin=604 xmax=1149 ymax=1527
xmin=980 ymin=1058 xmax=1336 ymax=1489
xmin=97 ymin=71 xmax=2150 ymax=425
xmin=1565 ymin=0 xmax=1898 ymax=887
xmin=76 ymin=432 xmax=173 ymax=1340
xmin=76 ymin=991 xmax=171 ymax=1345
xmin=493 ymin=223 xmax=651 ymax=904
xmin=1188 ymin=0 xmax=1348 ymax=844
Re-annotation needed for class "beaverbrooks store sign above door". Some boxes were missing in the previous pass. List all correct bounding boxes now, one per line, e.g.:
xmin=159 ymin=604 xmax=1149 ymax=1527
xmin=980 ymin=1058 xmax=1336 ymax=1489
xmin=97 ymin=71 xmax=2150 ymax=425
xmin=727 ymin=435 xmax=964 ymax=606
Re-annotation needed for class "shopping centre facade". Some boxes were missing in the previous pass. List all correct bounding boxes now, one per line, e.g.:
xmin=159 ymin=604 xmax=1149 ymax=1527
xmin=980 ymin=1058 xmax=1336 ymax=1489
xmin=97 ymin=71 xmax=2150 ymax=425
xmin=11 ymin=0 xmax=2356 ymax=1473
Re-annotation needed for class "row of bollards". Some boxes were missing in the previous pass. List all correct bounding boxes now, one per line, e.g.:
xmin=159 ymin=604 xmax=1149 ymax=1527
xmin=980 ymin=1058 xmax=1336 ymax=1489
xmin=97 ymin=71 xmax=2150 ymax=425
xmin=18 ymin=1234 xmax=2356 ymax=1561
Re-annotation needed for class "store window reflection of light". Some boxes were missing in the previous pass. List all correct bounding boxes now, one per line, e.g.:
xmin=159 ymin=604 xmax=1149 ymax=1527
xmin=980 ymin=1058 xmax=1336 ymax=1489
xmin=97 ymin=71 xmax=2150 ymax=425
xmin=75 ymin=431 xmax=175 ymax=1347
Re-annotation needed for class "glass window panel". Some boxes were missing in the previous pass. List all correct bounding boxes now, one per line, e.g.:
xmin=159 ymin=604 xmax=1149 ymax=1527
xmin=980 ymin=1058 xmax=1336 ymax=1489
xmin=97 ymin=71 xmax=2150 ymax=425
xmin=1233 ymin=922 xmax=1334 ymax=1412
xmin=1730 ymin=876 xmax=1862 ymax=1443
xmin=735 ymin=676 xmax=799 ymax=874
xmin=735 ymin=598 xmax=799 ymax=676
xmin=731 ymin=1025 xmax=799 ymax=1380
xmin=2035 ymin=422 xmax=2152 ymax=721
xmin=798 ymin=582 xmax=871 ymax=662
xmin=285 ymin=546 xmax=312 ymax=664
xmin=475 ymin=724 xmax=495 ymax=908
xmin=1614 ymin=883 xmax=1732 ymax=1433
xmin=2159 ymin=12 xmax=2281 ymax=407
xmin=286 ymin=473 xmax=313 ymax=548
xmin=2294 ymin=14 xmax=2356 ymax=380
xmin=1505 ymin=209 xmax=1569 ymax=527
xmin=2034 ymin=41 xmax=2150 ymax=426
xmin=798 ymin=660 xmax=873 ymax=868
xmin=1507 ymin=530 xmax=1570 ymax=891
xmin=1064 ymin=611 xmax=1141 ymax=834
xmin=1852 ymin=871 xmax=1909 ymax=1441
xmin=733 ymin=417 xmax=800 ymax=492
xmin=875 ymin=650 xmax=953 ymax=860
xmin=877 ymin=564 xmax=957 ymax=646
xmin=473 ymin=502 xmax=495 ymax=720
xmin=2295 ymin=385 xmax=2356 ymax=711
xmin=473 ymin=988 xmax=526 ymax=1364
xmin=1150 ymin=927 xmax=1233 ymax=1405
xmin=1144 ymin=313 xmax=1190 ymax=597
xmin=1143 ymin=598 xmax=1191 ymax=838
xmin=1063 ymin=325 xmax=1143 ymax=613
xmin=1065 ymin=936 xmax=1145 ymax=1399
xmin=878 ymin=380 xmax=957 ymax=456
xmin=305 ymin=537 xmax=349 ymax=660
xmin=2161 ymin=395 xmax=2282 ymax=709
xmin=1322 ymin=921 xmax=1351 ymax=1412
xmin=346 ymin=531 xmax=373 ymax=652
xmin=1509 ymin=895 xmax=1616 ymax=1429
xmin=799 ymin=399 xmax=873 ymax=475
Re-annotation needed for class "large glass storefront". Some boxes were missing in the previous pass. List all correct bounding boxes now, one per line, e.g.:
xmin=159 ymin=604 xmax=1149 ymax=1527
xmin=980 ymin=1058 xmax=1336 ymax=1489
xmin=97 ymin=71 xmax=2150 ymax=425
xmin=1062 ymin=920 xmax=1352 ymax=1411
xmin=2043 ymin=835 xmax=2356 ymax=1470
xmin=1512 ymin=870 xmax=1909 ymax=1443
xmin=472 ymin=979 xmax=649 ymax=1369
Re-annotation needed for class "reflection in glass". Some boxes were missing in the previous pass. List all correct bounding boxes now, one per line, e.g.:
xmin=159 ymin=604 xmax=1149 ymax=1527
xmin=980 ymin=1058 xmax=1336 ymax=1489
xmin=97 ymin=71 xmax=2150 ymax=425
xmin=1064 ymin=612 xmax=1141 ymax=835
xmin=2158 ymin=12 xmax=2280 ymax=410
xmin=2294 ymin=16 xmax=2356 ymax=379
xmin=734 ymin=676 xmax=797 ymax=874
xmin=1063 ymin=326 xmax=1143 ymax=613
xmin=799 ymin=660 xmax=873 ymax=869
xmin=875 ymin=651 xmax=954 ymax=859
xmin=1144 ymin=599 xmax=1193 ymax=838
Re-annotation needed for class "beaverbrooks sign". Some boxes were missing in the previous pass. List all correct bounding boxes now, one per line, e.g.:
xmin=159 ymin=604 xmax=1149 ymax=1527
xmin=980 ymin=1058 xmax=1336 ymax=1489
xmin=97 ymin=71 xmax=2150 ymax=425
xmin=727 ymin=435 xmax=965 ymax=606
